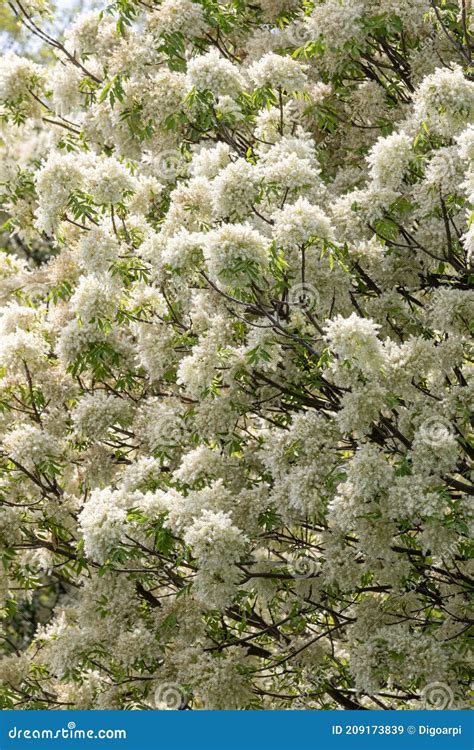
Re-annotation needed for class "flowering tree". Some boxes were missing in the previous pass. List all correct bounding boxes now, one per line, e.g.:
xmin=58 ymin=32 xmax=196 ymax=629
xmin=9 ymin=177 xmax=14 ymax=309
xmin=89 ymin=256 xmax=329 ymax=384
xmin=0 ymin=0 xmax=472 ymax=711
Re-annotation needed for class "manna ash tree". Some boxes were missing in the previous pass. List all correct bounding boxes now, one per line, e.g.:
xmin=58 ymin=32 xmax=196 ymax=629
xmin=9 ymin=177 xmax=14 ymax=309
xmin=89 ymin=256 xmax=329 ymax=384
xmin=0 ymin=0 xmax=472 ymax=710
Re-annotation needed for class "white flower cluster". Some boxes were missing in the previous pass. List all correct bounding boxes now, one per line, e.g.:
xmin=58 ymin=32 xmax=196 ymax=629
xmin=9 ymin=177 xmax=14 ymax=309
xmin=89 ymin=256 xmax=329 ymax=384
xmin=72 ymin=392 xmax=130 ymax=439
xmin=78 ymin=487 xmax=128 ymax=563
xmin=184 ymin=509 xmax=248 ymax=608
xmin=3 ymin=423 xmax=60 ymax=470
xmin=272 ymin=197 xmax=333 ymax=249
xmin=367 ymin=131 xmax=412 ymax=189
xmin=147 ymin=0 xmax=208 ymax=38
xmin=413 ymin=66 xmax=474 ymax=137
xmin=186 ymin=49 xmax=245 ymax=96
xmin=0 ymin=53 xmax=46 ymax=116
xmin=248 ymin=53 xmax=308 ymax=91
xmin=324 ymin=313 xmax=383 ymax=370
xmin=50 ymin=62 xmax=83 ymax=116
xmin=204 ymin=223 xmax=269 ymax=285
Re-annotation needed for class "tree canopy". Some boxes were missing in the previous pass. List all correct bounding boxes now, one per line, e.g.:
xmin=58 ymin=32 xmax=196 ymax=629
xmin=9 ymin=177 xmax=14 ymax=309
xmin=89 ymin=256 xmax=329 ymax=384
xmin=0 ymin=0 xmax=472 ymax=710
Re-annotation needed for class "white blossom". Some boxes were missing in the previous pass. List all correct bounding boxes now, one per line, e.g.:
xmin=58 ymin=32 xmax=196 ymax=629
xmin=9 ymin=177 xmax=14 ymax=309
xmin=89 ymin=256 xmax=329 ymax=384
xmin=186 ymin=49 xmax=245 ymax=96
